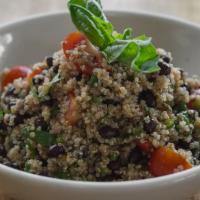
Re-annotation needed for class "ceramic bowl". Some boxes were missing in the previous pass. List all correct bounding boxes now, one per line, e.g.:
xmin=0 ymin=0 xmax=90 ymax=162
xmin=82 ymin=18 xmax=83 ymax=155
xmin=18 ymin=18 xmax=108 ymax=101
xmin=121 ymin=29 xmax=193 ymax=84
xmin=0 ymin=11 xmax=200 ymax=200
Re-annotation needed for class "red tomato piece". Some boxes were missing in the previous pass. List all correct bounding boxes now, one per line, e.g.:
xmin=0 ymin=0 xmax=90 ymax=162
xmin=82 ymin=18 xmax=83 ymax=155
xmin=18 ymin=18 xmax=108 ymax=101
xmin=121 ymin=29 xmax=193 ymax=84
xmin=187 ymin=98 xmax=200 ymax=110
xmin=74 ymin=63 xmax=94 ymax=75
xmin=149 ymin=147 xmax=192 ymax=177
xmin=65 ymin=93 xmax=78 ymax=126
xmin=1 ymin=66 xmax=31 ymax=89
xmin=137 ymin=140 xmax=153 ymax=153
xmin=27 ymin=67 xmax=43 ymax=82
xmin=62 ymin=32 xmax=86 ymax=57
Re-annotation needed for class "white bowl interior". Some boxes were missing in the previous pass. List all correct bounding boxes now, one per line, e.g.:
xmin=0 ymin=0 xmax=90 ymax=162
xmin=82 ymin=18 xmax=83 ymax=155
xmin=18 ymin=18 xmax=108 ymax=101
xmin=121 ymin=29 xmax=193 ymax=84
xmin=0 ymin=11 xmax=200 ymax=77
xmin=0 ymin=11 xmax=200 ymax=200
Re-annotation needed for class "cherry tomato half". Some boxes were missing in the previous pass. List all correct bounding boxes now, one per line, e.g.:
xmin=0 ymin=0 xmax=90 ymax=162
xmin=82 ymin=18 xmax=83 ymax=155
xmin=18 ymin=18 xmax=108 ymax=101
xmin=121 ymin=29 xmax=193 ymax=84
xmin=27 ymin=67 xmax=44 ymax=83
xmin=149 ymin=147 xmax=192 ymax=177
xmin=1 ymin=66 xmax=31 ymax=90
xmin=63 ymin=32 xmax=86 ymax=57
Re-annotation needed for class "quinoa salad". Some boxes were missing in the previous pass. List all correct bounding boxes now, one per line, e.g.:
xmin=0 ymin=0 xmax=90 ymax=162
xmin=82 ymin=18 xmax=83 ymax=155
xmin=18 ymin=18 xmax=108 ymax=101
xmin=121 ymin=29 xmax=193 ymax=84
xmin=0 ymin=0 xmax=200 ymax=181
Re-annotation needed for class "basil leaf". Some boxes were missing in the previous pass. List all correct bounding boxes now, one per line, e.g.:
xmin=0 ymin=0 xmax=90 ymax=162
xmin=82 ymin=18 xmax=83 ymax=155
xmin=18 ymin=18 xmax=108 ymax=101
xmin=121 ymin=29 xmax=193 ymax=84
xmin=122 ymin=28 xmax=133 ymax=40
xmin=69 ymin=0 xmax=105 ymax=20
xmin=103 ymin=37 xmax=151 ymax=64
xmin=117 ymin=41 xmax=139 ymax=64
xmin=35 ymin=130 xmax=56 ymax=147
xmin=135 ymin=44 xmax=158 ymax=66
xmin=133 ymin=57 xmax=159 ymax=73
xmin=86 ymin=0 xmax=106 ymax=20
xmin=68 ymin=4 xmax=114 ymax=49
xmin=103 ymin=40 xmax=137 ymax=64
xmin=113 ymin=28 xmax=133 ymax=40
xmin=68 ymin=0 xmax=160 ymax=74
xmin=95 ymin=0 xmax=102 ymax=7
xmin=68 ymin=0 xmax=87 ymax=6
xmin=131 ymin=43 xmax=159 ymax=73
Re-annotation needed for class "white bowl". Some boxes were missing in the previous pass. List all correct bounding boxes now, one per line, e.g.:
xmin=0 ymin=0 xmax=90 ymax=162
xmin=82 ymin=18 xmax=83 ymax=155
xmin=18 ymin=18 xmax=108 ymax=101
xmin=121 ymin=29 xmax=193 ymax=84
xmin=0 ymin=11 xmax=200 ymax=200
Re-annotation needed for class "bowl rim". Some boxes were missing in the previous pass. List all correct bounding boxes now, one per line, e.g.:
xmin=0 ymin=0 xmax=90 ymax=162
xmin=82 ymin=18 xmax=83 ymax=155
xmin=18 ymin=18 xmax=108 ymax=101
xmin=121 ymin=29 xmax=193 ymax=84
xmin=0 ymin=10 xmax=200 ymax=188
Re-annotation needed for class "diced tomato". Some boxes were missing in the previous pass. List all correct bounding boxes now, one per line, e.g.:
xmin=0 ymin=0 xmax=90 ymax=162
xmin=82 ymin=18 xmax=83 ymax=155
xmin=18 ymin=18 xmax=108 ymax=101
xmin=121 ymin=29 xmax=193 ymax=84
xmin=149 ymin=147 xmax=192 ymax=177
xmin=136 ymin=140 xmax=153 ymax=153
xmin=63 ymin=32 xmax=86 ymax=57
xmin=187 ymin=97 xmax=200 ymax=110
xmin=27 ymin=67 xmax=43 ymax=82
xmin=1 ymin=66 xmax=31 ymax=90
xmin=65 ymin=93 xmax=78 ymax=126
xmin=74 ymin=63 xmax=94 ymax=75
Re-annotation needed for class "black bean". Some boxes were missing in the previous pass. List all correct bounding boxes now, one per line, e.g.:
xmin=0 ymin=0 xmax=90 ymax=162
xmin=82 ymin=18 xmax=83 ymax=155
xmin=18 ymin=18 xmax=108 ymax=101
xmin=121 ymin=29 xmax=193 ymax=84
xmin=0 ymin=148 xmax=6 ymax=157
xmin=98 ymin=126 xmax=120 ymax=139
xmin=127 ymin=75 xmax=134 ymax=82
xmin=32 ymin=76 xmax=44 ymax=85
xmin=14 ymin=115 xmax=24 ymax=125
xmin=39 ymin=158 xmax=48 ymax=167
xmin=46 ymin=57 xmax=53 ymax=67
xmin=48 ymin=144 xmax=65 ymax=157
xmin=147 ymin=76 xmax=156 ymax=82
xmin=102 ymin=99 xmax=120 ymax=106
xmin=143 ymin=119 xmax=157 ymax=134
xmin=180 ymin=84 xmax=191 ymax=94
xmin=35 ymin=117 xmax=48 ymax=130
xmin=8 ymin=98 xmax=17 ymax=108
xmin=128 ymin=147 xmax=142 ymax=164
xmin=158 ymin=62 xmax=171 ymax=76
xmin=80 ymin=146 xmax=88 ymax=158
xmin=108 ymin=159 xmax=121 ymax=171
xmin=175 ymin=139 xmax=190 ymax=150
xmin=162 ymin=56 xmax=171 ymax=63
xmin=20 ymin=113 xmax=33 ymax=121
xmin=42 ymin=99 xmax=55 ymax=106
xmin=0 ymin=122 xmax=7 ymax=130
xmin=53 ymin=65 xmax=59 ymax=73
xmin=5 ymin=86 xmax=15 ymax=96
xmin=119 ymin=154 xmax=129 ymax=166
xmin=128 ymin=147 xmax=149 ymax=166
xmin=138 ymin=89 xmax=156 ymax=108
xmin=76 ymin=73 xmax=82 ymax=81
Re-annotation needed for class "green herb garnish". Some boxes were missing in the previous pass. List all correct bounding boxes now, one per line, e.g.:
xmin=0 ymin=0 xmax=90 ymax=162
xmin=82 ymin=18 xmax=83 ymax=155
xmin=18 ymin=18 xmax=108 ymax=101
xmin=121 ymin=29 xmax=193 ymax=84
xmin=68 ymin=0 xmax=160 ymax=73
xmin=175 ymin=101 xmax=187 ymax=113
xmin=27 ymin=143 xmax=37 ymax=159
xmin=35 ymin=130 xmax=56 ymax=147
xmin=88 ymin=75 xmax=98 ymax=86
xmin=24 ymin=162 xmax=31 ymax=172
xmin=0 ymin=109 xmax=4 ymax=121
xmin=164 ymin=118 xmax=175 ymax=129
xmin=54 ymin=170 xmax=71 ymax=179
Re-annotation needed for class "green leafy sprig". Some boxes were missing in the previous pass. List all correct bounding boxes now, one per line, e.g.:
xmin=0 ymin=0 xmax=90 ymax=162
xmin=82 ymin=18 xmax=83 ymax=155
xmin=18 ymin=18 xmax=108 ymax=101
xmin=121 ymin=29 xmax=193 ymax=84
xmin=68 ymin=0 xmax=160 ymax=73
